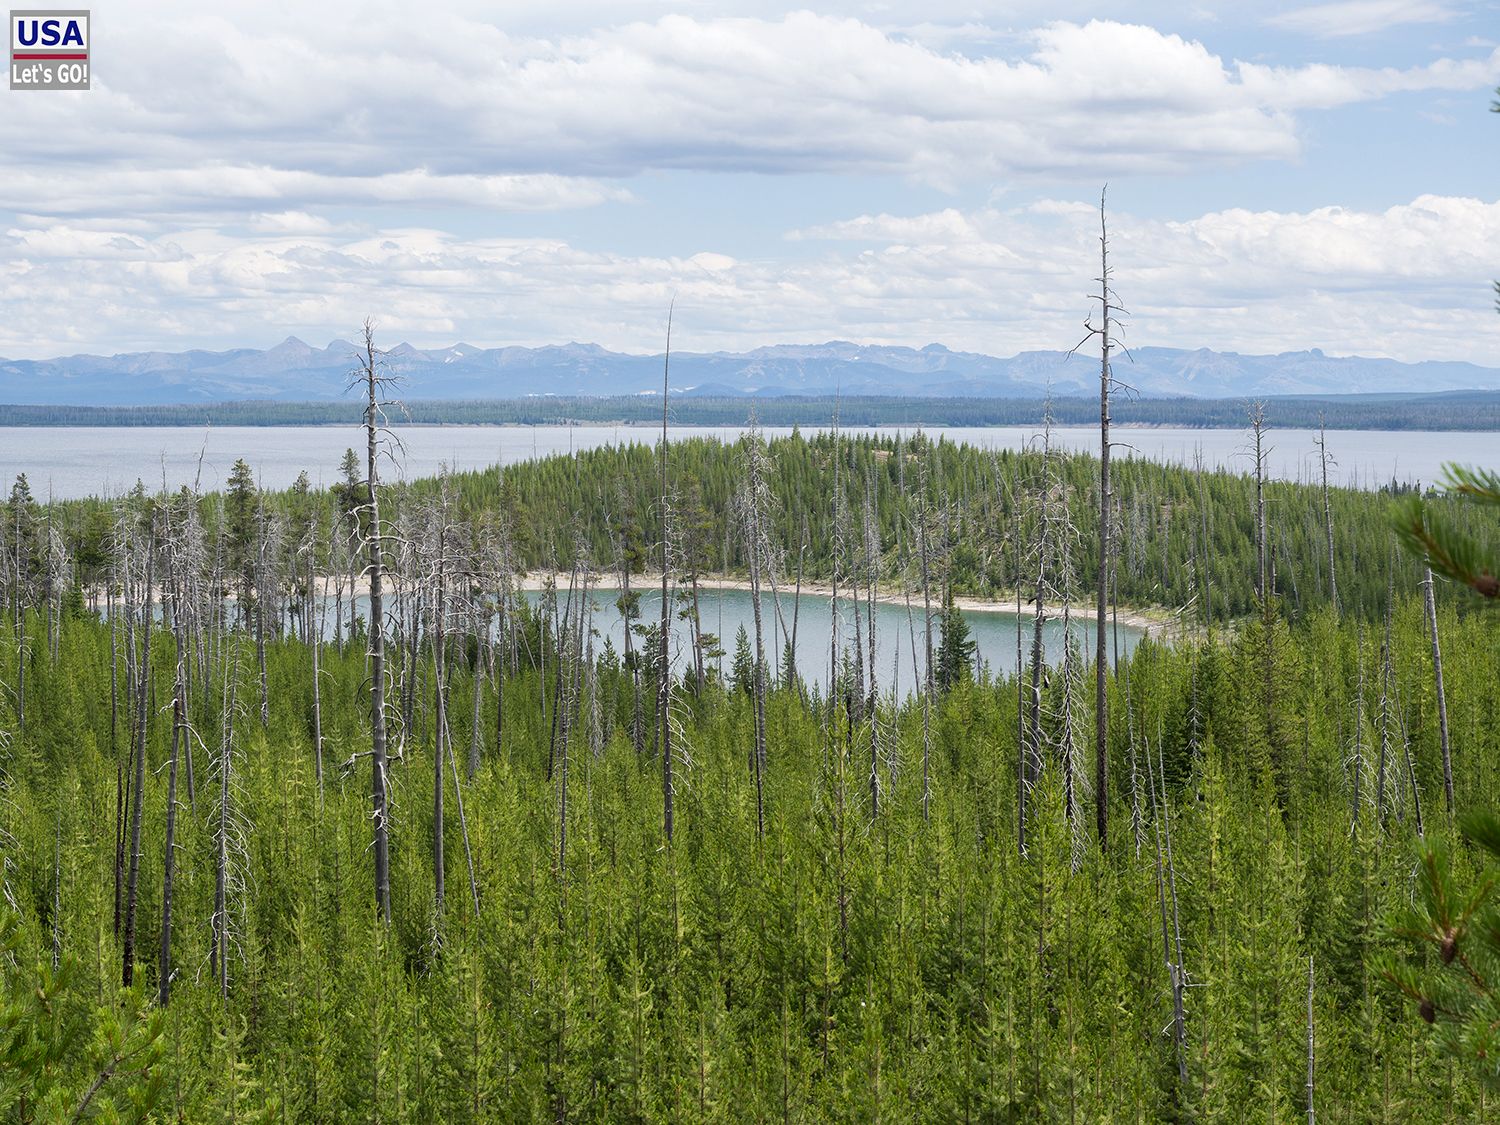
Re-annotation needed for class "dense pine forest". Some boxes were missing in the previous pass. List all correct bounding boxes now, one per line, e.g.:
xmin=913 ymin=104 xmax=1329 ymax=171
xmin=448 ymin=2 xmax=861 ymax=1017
xmin=2 ymin=401 xmax=1498 ymax=1120
xmin=20 ymin=428 xmax=1479 ymax=626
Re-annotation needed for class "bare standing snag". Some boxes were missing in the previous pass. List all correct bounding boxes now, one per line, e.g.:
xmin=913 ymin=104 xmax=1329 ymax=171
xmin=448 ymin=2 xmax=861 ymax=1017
xmin=1069 ymin=187 xmax=1126 ymax=852
xmin=350 ymin=320 xmax=401 ymax=922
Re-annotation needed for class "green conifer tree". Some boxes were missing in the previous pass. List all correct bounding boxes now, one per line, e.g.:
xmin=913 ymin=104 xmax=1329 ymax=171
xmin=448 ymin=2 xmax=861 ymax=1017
xmin=934 ymin=589 xmax=975 ymax=692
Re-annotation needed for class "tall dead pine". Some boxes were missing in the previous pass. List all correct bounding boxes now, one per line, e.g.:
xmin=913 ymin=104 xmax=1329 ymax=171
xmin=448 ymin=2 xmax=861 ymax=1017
xmin=658 ymin=304 xmax=676 ymax=844
xmin=1316 ymin=418 xmax=1338 ymax=616
xmin=158 ymin=515 xmax=195 ymax=1007
xmin=354 ymin=320 xmax=394 ymax=922
xmin=916 ymin=464 xmax=934 ymax=822
xmin=432 ymin=507 xmax=449 ymax=915
xmin=1068 ymin=186 xmax=1121 ymax=851
xmin=739 ymin=427 xmax=771 ymax=838
xmin=121 ymin=508 xmax=152 ymax=988
xmin=1251 ymin=402 xmax=1269 ymax=603
xmin=1306 ymin=956 xmax=1316 ymax=1124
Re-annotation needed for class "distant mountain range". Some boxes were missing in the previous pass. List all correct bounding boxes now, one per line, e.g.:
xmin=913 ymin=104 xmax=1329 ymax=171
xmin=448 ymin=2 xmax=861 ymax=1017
xmin=2 ymin=338 xmax=1496 ymax=405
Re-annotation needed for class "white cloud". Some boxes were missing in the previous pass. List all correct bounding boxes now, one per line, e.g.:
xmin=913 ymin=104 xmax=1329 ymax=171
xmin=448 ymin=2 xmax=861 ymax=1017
xmin=246 ymin=212 xmax=340 ymax=235
xmin=3 ymin=9 xmax=1496 ymax=216
xmin=1269 ymin=1 xmax=1457 ymax=39
xmin=0 ymin=166 xmax=630 ymax=216
xmin=790 ymin=209 xmax=981 ymax=243
xmin=1 ymin=6 xmax=1494 ymax=367
xmin=1237 ymin=45 xmax=1500 ymax=110
xmin=3 ymin=194 xmax=1495 ymax=365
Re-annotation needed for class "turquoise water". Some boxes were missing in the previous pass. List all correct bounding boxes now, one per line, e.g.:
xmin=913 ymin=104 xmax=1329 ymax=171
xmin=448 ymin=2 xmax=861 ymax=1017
xmin=516 ymin=585 xmax=1142 ymax=698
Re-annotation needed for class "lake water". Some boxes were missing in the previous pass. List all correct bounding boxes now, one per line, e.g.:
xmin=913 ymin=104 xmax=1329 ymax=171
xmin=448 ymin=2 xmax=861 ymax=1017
xmin=526 ymin=586 xmax=1143 ymax=698
xmin=319 ymin=585 xmax=1142 ymax=698
xmin=0 ymin=423 xmax=1489 ymax=500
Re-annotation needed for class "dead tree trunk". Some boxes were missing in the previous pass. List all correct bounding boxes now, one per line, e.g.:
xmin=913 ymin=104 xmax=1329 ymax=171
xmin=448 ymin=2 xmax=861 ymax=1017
xmin=119 ymin=535 xmax=138 ymax=938
xmin=1350 ymin=633 xmax=1365 ymax=833
xmin=1059 ymin=604 xmax=1082 ymax=858
xmin=211 ymin=643 xmax=238 ymax=999
xmin=181 ymin=540 xmax=200 ymax=817
xmin=347 ymin=518 xmax=358 ymax=651
xmin=310 ymin=540 xmax=325 ymax=801
xmin=544 ymin=570 xmax=563 ymax=780
xmin=109 ymin=571 xmax=122 ymax=939
xmin=557 ymin=562 xmax=581 ymax=899
xmin=1401 ymin=705 xmax=1425 ymax=837
xmin=493 ymin=585 xmax=508 ymax=766
xmin=357 ymin=320 xmax=393 ymax=923
xmin=864 ymin=472 xmax=879 ymax=818
xmin=50 ymin=816 xmax=60 ymax=971
xmin=749 ymin=502 xmax=770 ymax=767
xmin=1423 ymin=567 xmax=1454 ymax=815
xmin=659 ymin=305 xmax=676 ymax=843
xmin=688 ymin=569 xmax=705 ymax=694
xmin=916 ymin=482 xmax=934 ymax=822
xmin=1191 ymin=449 xmax=1212 ymax=629
xmin=1306 ymin=956 xmax=1316 ymax=1125
xmin=1078 ymin=187 xmax=1116 ymax=852
xmin=403 ymin=580 xmax=422 ymax=755
xmin=121 ymin=511 xmax=152 ymax=988
xmin=1014 ymin=514 xmax=1026 ymax=855
xmin=1146 ymin=737 xmax=1189 ymax=1090
xmin=850 ymin=565 xmax=866 ymax=724
xmin=1058 ymin=511 xmax=1090 ymax=868
xmin=254 ymin=500 xmax=271 ymax=729
xmin=158 ymin=641 xmax=186 ymax=1006
xmin=469 ymin=602 xmax=486 ymax=779
xmin=12 ymin=499 xmax=25 ymax=739
xmin=741 ymin=455 xmax=769 ymax=838
xmin=1026 ymin=424 xmax=1060 ymax=844
xmin=432 ymin=516 xmax=448 ymax=915
xmin=1316 ymin=419 xmax=1338 ymax=616
xmin=1376 ymin=585 xmax=1394 ymax=826
xmin=788 ymin=519 xmax=807 ymax=705
xmin=1252 ymin=402 xmax=1269 ymax=604
xmin=446 ymin=704 xmax=482 ymax=917
xmin=156 ymin=512 xmax=195 ymax=1008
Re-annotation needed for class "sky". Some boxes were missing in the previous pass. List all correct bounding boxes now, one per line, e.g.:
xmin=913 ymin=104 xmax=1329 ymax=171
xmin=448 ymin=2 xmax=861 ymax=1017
xmin=2 ymin=0 xmax=1499 ymax=364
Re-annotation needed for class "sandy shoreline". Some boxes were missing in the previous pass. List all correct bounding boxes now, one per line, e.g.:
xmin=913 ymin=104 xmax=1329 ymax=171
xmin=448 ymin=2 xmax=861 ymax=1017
xmin=504 ymin=571 xmax=1175 ymax=638
xmin=122 ymin=570 xmax=1177 ymax=639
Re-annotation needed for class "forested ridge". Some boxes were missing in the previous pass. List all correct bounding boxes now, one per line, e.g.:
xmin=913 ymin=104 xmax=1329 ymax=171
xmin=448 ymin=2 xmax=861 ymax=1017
xmin=1 ymin=420 xmax=1497 ymax=1120
xmin=444 ymin=430 xmax=1464 ymax=623
xmin=19 ymin=429 xmax=1482 ymax=625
